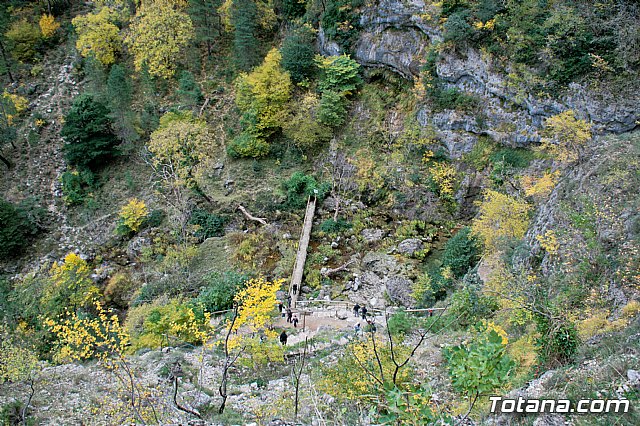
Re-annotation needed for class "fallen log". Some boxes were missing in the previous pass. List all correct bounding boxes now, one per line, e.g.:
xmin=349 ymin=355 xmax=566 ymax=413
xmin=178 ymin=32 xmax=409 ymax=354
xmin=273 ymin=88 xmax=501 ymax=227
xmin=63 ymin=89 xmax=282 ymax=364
xmin=237 ymin=205 xmax=268 ymax=225
xmin=321 ymin=260 xmax=355 ymax=277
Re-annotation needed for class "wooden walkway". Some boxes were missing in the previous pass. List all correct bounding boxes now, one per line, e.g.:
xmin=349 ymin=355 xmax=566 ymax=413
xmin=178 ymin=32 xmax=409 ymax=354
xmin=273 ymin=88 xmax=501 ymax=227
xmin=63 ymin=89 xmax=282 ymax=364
xmin=289 ymin=196 xmax=316 ymax=308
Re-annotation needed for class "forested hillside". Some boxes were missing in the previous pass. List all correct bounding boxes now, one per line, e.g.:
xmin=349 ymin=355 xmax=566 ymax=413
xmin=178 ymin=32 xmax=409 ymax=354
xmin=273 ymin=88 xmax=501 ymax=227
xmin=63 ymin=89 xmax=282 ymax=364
xmin=0 ymin=0 xmax=639 ymax=424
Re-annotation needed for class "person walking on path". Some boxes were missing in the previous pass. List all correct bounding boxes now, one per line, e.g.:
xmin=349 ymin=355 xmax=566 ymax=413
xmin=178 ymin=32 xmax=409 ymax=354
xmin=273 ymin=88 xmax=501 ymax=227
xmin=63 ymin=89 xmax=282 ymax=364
xmin=286 ymin=294 xmax=292 ymax=308
xmin=292 ymin=284 xmax=298 ymax=295
xmin=292 ymin=316 xmax=299 ymax=328
xmin=278 ymin=302 xmax=283 ymax=313
xmin=353 ymin=304 xmax=360 ymax=317
xmin=361 ymin=306 xmax=368 ymax=320
xmin=286 ymin=308 xmax=293 ymax=323
xmin=280 ymin=330 xmax=288 ymax=346
xmin=355 ymin=323 xmax=361 ymax=334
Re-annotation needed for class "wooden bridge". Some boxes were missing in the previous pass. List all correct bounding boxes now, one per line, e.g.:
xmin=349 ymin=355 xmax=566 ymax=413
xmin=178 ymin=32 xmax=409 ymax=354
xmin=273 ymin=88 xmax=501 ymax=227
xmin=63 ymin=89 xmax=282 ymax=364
xmin=288 ymin=196 xmax=316 ymax=308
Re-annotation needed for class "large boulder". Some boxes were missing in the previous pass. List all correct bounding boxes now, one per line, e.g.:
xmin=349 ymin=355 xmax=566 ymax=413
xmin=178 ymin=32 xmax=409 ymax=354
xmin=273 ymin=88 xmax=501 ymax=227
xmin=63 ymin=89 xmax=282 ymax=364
xmin=397 ymin=238 xmax=424 ymax=256
xmin=386 ymin=276 xmax=415 ymax=307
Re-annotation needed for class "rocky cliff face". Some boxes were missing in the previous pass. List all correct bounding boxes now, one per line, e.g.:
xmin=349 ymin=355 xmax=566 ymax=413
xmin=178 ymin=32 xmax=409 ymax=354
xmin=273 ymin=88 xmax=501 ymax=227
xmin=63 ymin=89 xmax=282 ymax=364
xmin=320 ymin=0 xmax=640 ymax=154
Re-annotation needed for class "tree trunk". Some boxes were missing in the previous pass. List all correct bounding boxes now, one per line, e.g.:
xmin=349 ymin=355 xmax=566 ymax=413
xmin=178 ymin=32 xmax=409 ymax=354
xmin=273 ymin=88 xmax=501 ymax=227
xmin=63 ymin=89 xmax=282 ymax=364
xmin=0 ymin=152 xmax=12 ymax=169
xmin=0 ymin=40 xmax=13 ymax=83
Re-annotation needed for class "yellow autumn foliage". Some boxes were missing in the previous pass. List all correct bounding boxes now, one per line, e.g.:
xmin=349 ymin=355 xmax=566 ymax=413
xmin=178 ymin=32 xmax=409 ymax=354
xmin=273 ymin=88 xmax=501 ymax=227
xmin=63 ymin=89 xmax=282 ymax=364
xmin=46 ymin=300 xmax=129 ymax=364
xmin=428 ymin=161 xmax=458 ymax=198
xmin=521 ymin=170 xmax=561 ymax=198
xmin=319 ymin=336 xmax=412 ymax=401
xmin=227 ymin=276 xmax=283 ymax=349
xmin=536 ymin=230 xmax=559 ymax=255
xmin=235 ymin=48 xmax=292 ymax=137
xmin=540 ymin=110 xmax=592 ymax=163
xmin=125 ymin=1 xmax=194 ymax=78
xmin=147 ymin=111 xmax=214 ymax=187
xmin=44 ymin=253 xmax=100 ymax=312
xmin=472 ymin=190 xmax=531 ymax=253
xmin=2 ymin=91 xmax=28 ymax=125
xmin=39 ymin=14 xmax=60 ymax=38
xmin=72 ymin=7 xmax=123 ymax=65
xmin=119 ymin=198 xmax=148 ymax=232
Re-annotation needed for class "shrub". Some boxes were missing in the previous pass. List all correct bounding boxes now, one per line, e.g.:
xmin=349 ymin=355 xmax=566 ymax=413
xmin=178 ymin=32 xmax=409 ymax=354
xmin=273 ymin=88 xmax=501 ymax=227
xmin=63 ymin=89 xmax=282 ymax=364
xmin=282 ymin=94 xmax=333 ymax=149
xmin=443 ymin=327 xmax=515 ymax=397
xmin=61 ymin=94 xmax=119 ymax=170
xmin=195 ymin=270 xmax=248 ymax=312
xmin=189 ymin=209 xmax=227 ymax=241
xmin=489 ymin=147 xmax=535 ymax=169
xmin=144 ymin=209 xmax=165 ymax=228
xmin=534 ymin=314 xmax=579 ymax=366
xmin=282 ymin=171 xmax=330 ymax=210
xmin=60 ymin=169 xmax=96 ymax=206
xmin=449 ymin=286 xmax=499 ymax=327
xmin=443 ymin=11 xmax=472 ymax=43
xmin=104 ymin=272 xmax=138 ymax=308
xmin=39 ymin=14 xmax=60 ymax=39
xmin=116 ymin=198 xmax=149 ymax=235
xmin=432 ymin=86 xmax=478 ymax=111
xmin=227 ymin=132 xmax=270 ymax=158
xmin=387 ymin=311 xmax=414 ymax=338
xmin=126 ymin=299 xmax=211 ymax=351
xmin=319 ymin=218 xmax=352 ymax=234
xmin=442 ymin=227 xmax=480 ymax=278
xmin=280 ymin=25 xmax=316 ymax=83
xmin=5 ymin=19 xmax=41 ymax=62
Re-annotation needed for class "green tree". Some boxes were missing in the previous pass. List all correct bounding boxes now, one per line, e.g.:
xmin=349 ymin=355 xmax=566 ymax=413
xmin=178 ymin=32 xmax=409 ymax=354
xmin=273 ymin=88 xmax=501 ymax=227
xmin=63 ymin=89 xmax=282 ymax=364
xmin=280 ymin=24 xmax=316 ymax=83
xmin=280 ymin=0 xmax=306 ymax=19
xmin=61 ymin=94 xmax=119 ymax=170
xmin=125 ymin=1 xmax=194 ymax=79
xmin=5 ymin=19 xmax=41 ymax=63
xmin=188 ymin=0 xmax=222 ymax=57
xmin=177 ymin=70 xmax=204 ymax=109
xmin=442 ymin=227 xmax=480 ymax=278
xmin=231 ymin=0 xmax=261 ymax=71
xmin=72 ymin=7 xmax=123 ymax=66
xmin=283 ymin=93 xmax=332 ymax=149
xmin=316 ymin=54 xmax=361 ymax=95
xmin=0 ymin=199 xmax=40 ymax=259
xmin=317 ymin=89 xmax=347 ymax=127
xmin=443 ymin=10 xmax=472 ymax=43
xmin=0 ymin=5 xmax=14 ymax=81
xmin=106 ymin=64 xmax=138 ymax=144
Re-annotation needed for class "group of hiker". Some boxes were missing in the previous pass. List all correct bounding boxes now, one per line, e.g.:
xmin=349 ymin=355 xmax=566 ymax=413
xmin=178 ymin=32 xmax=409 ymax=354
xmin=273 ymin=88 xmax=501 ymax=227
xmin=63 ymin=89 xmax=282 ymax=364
xmin=352 ymin=303 xmax=370 ymax=319
xmin=277 ymin=301 xmax=299 ymax=328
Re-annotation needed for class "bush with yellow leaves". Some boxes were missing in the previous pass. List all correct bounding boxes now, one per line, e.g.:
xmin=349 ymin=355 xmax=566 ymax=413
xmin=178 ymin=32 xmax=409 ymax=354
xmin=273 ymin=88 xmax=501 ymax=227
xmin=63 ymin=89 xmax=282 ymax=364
xmin=117 ymin=198 xmax=149 ymax=235
xmin=43 ymin=253 xmax=100 ymax=316
xmin=39 ymin=14 xmax=60 ymax=38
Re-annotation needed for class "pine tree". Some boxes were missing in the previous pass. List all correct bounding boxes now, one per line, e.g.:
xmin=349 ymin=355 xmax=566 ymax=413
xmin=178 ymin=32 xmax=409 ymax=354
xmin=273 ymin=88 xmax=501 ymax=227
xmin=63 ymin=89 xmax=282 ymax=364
xmin=106 ymin=64 xmax=138 ymax=144
xmin=188 ymin=0 xmax=222 ymax=58
xmin=177 ymin=70 xmax=204 ymax=109
xmin=232 ymin=0 xmax=260 ymax=72
xmin=281 ymin=25 xmax=316 ymax=83
xmin=0 ymin=5 xmax=14 ymax=82
xmin=61 ymin=94 xmax=119 ymax=170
